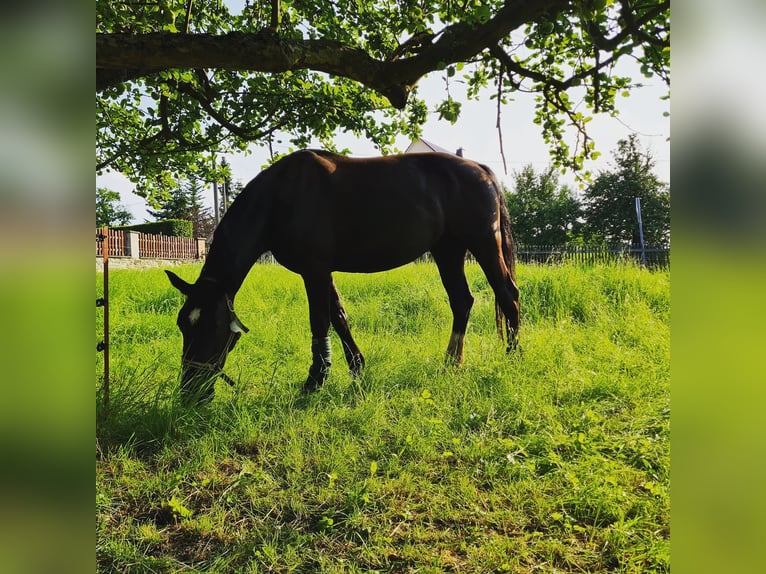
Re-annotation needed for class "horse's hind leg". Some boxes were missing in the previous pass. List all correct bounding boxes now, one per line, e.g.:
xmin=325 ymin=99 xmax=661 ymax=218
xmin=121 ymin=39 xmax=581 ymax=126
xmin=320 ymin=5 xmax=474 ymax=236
xmin=329 ymin=279 xmax=365 ymax=377
xmin=432 ymin=244 xmax=474 ymax=365
xmin=471 ymin=240 xmax=520 ymax=351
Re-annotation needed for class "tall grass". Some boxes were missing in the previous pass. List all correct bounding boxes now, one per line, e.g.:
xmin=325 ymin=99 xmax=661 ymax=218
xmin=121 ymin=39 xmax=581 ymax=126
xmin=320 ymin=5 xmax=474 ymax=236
xmin=97 ymin=261 xmax=669 ymax=573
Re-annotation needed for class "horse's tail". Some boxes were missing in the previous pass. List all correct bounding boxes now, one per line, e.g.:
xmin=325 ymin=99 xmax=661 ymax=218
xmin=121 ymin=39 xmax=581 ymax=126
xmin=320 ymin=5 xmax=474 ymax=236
xmin=482 ymin=166 xmax=518 ymax=345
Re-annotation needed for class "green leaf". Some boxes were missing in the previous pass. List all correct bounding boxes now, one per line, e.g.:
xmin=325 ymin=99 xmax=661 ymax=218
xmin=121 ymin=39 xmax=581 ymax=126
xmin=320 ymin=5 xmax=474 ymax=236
xmin=436 ymin=98 xmax=462 ymax=123
xmin=165 ymin=496 xmax=192 ymax=519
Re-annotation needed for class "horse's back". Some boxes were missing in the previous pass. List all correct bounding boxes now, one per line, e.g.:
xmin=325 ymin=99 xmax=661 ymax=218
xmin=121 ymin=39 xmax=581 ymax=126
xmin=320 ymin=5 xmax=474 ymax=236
xmin=263 ymin=150 xmax=503 ymax=272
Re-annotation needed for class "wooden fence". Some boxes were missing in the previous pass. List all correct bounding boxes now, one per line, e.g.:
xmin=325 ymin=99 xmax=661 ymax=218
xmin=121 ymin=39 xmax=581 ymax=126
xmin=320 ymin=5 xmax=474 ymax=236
xmin=96 ymin=230 xmax=668 ymax=267
xmin=138 ymin=233 xmax=199 ymax=259
xmin=515 ymin=244 xmax=670 ymax=268
xmin=95 ymin=228 xmax=127 ymax=258
xmin=96 ymin=228 xmax=205 ymax=260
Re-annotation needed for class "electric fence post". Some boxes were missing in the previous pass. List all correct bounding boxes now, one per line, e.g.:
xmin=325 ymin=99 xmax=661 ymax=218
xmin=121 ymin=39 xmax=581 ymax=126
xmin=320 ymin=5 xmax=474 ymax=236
xmin=97 ymin=226 xmax=110 ymax=412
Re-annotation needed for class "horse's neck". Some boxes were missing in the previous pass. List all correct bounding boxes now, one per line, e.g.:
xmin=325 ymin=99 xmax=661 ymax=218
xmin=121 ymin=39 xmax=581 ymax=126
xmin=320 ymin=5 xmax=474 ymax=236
xmin=199 ymin=200 xmax=268 ymax=295
xmin=198 ymin=242 xmax=243 ymax=295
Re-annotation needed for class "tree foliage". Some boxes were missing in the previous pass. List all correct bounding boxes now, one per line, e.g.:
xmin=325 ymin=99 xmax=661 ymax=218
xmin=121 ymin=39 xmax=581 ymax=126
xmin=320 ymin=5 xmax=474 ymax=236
xmin=96 ymin=0 xmax=669 ymax=202
xmin=120 ymin=219 xmax=194 ymax=237
xmin=146 ymin=183 xmax=194 ymax=221
xmin=148 ymin=176 xmax=216 ymax=238
xmin=96 ymin=187 xmax=133 ymax=227
xmin=506 ymin=164 xmax=582 ymax=245
xmin=186 ymin=177 xmax=217 ymax=238
xmin=582 ymin=134 xmax=670 ymax=245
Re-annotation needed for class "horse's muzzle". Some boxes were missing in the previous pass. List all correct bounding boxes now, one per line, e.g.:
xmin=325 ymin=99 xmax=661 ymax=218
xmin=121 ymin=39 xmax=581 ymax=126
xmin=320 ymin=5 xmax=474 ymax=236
xmin=180 ymin=360 xmax=237 ymax=405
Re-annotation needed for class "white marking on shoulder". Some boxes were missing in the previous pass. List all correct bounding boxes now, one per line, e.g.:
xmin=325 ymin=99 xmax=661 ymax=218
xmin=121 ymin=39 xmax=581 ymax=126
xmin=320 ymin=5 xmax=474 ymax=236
xmin=188 ymin=308 xmax=201 ymax=325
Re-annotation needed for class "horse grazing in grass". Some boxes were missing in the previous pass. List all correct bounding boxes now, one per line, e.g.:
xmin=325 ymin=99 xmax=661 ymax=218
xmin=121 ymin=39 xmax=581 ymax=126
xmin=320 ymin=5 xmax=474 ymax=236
xmin=166 ymin=150 xmax=520 ymax=404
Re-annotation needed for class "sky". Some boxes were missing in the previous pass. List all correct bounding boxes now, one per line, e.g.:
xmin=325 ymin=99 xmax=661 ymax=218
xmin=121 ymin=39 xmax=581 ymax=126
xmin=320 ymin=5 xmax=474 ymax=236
xmin=96 ymin=14 xmax=670 ymax=224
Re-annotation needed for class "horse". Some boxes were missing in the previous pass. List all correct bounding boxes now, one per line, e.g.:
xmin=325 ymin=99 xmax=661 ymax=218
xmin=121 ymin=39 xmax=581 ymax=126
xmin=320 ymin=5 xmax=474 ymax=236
xmin=166 ymin=149 xmax=520 ymax=404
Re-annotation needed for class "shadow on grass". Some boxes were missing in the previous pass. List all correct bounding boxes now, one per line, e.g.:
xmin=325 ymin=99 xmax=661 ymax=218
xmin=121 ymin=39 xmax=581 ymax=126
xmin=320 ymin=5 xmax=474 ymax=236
xmin=95 ymin=358 xmax=314 ymax=459
xmin=96 ymin=366 xmax=206 ymax=458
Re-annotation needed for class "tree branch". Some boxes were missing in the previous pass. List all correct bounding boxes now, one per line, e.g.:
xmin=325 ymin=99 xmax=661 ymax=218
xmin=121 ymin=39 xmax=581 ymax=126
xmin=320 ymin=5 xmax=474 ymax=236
xmin=184 ymin=0 xmax=194 ymax=33
xmin=270 ymin=0 xmax=280 ymax=31
xmin=584 ymin=0 xmax=669 ymax=52
xmin=176 ymin=79 xmax=289 ymax=140
xmin=96 ymin=0 xmax=568 ymax=108
xmin=489 ymin=43 xmax=624 ymax=93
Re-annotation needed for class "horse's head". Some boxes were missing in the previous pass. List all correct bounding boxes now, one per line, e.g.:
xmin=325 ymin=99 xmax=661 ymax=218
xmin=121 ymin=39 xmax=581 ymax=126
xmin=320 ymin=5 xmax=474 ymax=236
xmin=165 ymin=270 xmax=249 ymax=404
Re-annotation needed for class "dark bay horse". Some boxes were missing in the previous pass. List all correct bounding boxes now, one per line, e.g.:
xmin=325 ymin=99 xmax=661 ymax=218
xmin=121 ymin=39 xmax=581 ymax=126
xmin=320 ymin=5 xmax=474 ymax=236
xmin=166 ymin=150 xmax=520 ymax=404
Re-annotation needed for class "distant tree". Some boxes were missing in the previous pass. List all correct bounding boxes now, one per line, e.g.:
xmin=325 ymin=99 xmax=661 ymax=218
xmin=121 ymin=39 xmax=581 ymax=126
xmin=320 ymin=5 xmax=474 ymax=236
xmin=582 ymin=135 xmax=670 ymax=245
xmin=219 ymin=179 xmax=244 ymax=217
xmin=96 ymin=187 xmax=132 ymax=227
xmin=148 ymin=177 xmax=217 ymax=238
xmin=218 ymin=158 xmax=235 ymax=217
xmin=187 ymin=178 xmax=216 ymax=238
xmin=505 ymin=164 xmax=582 ymax=245
xmin=146 ymin=182 xmax=193 ymax=221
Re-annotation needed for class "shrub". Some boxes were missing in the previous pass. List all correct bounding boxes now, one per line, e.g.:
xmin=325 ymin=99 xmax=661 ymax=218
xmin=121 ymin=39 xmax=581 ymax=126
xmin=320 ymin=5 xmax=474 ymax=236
xmin=117 ymin=219 xmax=193 ymax=237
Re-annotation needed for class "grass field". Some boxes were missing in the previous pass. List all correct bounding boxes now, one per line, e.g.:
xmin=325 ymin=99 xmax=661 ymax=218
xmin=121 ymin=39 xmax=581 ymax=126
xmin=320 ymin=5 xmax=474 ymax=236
xmin=96 ymin=261 xmax=669 ymax=573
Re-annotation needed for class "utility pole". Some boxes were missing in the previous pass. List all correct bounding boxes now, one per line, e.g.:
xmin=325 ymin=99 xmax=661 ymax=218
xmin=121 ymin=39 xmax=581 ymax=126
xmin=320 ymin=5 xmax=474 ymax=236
xmin=635 ymin=197 xmax=647 ymax=266
xmin=212 ymin=155 xmax=220 ymax=225
xmin=222 ymin=177 xmax=229 ymax=215
xmin=221 ymin=157 xmax=230 ymax=216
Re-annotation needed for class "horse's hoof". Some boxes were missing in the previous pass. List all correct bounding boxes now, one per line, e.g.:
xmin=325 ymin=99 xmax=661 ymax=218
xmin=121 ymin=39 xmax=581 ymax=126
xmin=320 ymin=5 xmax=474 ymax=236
xmin=349 ymin=360 xmax=365 ymax=379
xmin=301 ymin=378 xmax=322 ymax=394
xmin=506 ymin=344 xmax=523 ymax=356
xmin=180 ymin=385 xmax=215 ymax=407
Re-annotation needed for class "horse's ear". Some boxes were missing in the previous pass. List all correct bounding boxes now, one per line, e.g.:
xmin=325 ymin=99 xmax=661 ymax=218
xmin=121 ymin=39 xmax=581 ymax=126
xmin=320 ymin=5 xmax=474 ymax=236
xmin=165 ymin=270 xmax=193 ymax=296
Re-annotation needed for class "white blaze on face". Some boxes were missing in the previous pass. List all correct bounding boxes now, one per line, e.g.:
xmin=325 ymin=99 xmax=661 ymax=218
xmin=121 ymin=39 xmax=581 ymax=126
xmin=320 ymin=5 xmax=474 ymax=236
xmin=188 ymin=307 xmax=201 ymax=325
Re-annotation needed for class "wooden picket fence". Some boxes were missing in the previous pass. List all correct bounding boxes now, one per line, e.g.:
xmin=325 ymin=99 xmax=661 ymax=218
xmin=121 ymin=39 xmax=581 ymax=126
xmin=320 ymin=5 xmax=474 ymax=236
xmin=95 ymin=228 xmax=127 ymax=258
xmin=138 ymin=233 xmax=199 ymax=259
xmin=96 ymin=228 xmax=205 ymax=260
xmin=96 ymin=229 xmax=668 ymax=267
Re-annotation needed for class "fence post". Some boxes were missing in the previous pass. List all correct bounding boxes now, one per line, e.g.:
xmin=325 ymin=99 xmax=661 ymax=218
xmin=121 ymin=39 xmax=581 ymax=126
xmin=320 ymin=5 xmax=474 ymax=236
xmin=126 ymin=230 xmax=140 ymax=259
xmin=96 ymin=226 xmax=110 ymax=414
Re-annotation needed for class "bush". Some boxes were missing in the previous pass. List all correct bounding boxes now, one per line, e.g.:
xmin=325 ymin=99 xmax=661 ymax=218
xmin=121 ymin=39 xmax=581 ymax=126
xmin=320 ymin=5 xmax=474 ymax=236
xmin=117 ymin=219 xmax=193 ymax=237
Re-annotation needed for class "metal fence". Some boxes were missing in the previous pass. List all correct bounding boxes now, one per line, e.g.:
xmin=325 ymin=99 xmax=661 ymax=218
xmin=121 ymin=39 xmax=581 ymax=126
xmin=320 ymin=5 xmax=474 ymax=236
xmin=515 ymin=244 xmax=670 ymax=268
xmin=254 ymin=246 xmax=669 ymax=268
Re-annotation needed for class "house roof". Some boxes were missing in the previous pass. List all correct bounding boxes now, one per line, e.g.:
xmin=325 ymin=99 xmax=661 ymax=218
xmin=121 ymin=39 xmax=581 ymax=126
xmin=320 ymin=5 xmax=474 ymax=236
xmin=404 ymin=138 xmax=455 ymax=155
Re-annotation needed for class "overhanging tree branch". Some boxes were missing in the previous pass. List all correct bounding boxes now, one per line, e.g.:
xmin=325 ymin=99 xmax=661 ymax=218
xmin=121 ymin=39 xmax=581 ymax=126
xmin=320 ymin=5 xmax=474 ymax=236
xmin=584 ymin=0 xmax=669 ymax=53
xmin=96 ymin=0 xmax=568 ymax=108
xmin=176 ymin=79 xmax=289 ymax=141
xmin=270 ymin=0 xmax=280 ymax=32
xmin=489 ymin=43 xmax=626 ymax=94
xmin=96 ymin=0 xmax=669 ymax=197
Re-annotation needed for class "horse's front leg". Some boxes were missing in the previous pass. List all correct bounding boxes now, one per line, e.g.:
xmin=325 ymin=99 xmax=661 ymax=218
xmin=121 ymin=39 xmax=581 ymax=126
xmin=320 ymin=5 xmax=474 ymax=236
xmin=302 ymin=272 xmax=333 ymax=393
xmin=329 ymin=280 xmax=365 ymax=378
